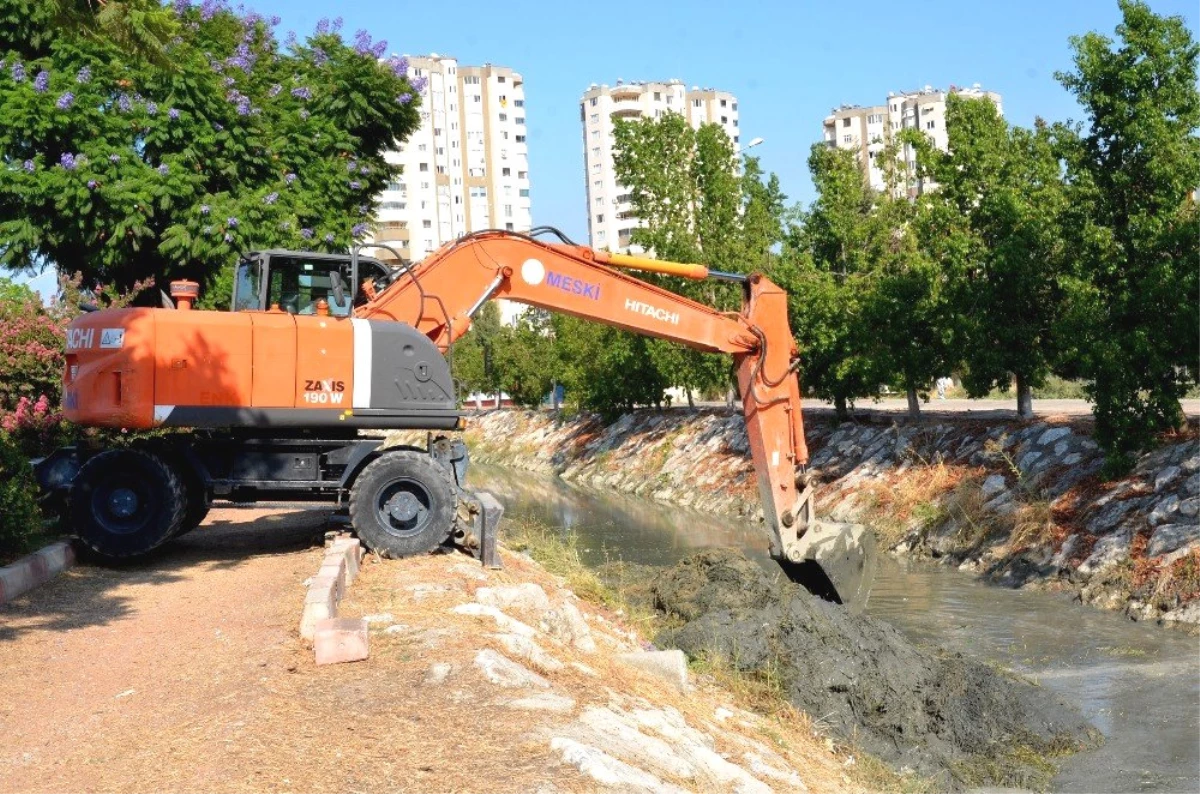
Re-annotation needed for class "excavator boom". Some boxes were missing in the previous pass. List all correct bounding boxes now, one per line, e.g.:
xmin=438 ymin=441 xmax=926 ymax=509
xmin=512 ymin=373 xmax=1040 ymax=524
xmin=359 ymin=230 xmax=876 ymax=606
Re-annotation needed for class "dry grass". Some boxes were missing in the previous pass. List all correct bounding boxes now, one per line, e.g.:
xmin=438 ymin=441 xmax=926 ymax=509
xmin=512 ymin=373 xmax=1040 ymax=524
xmin=855 ymin=461 xmax=978 ymax=549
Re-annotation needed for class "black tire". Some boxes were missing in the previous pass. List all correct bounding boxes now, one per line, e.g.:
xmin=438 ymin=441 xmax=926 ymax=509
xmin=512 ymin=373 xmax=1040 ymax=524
xmin=69 ymin=449 xmax=187 ymax=559
xmin=349 ymin=450 xmax=458 ymax=559
xmin=156 ymin=448 xmax=209 ymax=538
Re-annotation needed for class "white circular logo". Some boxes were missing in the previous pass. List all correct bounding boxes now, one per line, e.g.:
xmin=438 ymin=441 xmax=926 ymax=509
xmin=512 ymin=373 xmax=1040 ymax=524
xmin=521 ymin=258 xmax=545 ymax=285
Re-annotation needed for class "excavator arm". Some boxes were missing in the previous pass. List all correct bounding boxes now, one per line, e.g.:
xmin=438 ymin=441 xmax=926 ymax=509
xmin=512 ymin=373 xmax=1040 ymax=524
xmin=356 ymin=230 xmax=876 ymax=607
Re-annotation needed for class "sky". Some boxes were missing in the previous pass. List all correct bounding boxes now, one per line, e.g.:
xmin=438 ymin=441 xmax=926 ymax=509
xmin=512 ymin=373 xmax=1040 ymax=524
xmin=13 ymin=0 xmax=1200 ymax=298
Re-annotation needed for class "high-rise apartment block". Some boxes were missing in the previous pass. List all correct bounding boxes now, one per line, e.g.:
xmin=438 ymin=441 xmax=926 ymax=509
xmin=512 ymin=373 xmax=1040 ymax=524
xmin=580 ymin=80 xmax=740 ymax=252
xmin=822 ymin=83 xmax=1002 ymax=195
xmin=368 ymin=54 xmax=533 ymax=265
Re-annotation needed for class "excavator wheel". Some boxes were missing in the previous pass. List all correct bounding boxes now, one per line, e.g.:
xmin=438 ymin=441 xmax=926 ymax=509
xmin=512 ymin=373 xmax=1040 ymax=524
xmin=156 ymin=448 xmax=210 ymax=538
xmin=348 ymin=450 xmax=458 ymax=559
xmin=69 ymin=449 xmax=187 ymax=560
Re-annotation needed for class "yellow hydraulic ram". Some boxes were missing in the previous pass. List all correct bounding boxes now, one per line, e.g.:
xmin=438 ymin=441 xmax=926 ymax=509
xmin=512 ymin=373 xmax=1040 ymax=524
xmin=588 ymin=250 xmax=749 ymax=283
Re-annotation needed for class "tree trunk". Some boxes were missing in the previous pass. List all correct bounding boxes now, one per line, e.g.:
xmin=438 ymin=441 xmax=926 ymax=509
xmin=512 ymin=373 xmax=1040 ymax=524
xmin=907 ymin=386 xmax=921 ymax=420
xmin=1015 ymin=372 xmax=1033 ymax=418
xmin=687 ymin=389 xmax=695 ymax=409
xmin=834 ymin=393 xmax=849 ymax=422
xmin=726 ymin=387 xmax=736 ymax=409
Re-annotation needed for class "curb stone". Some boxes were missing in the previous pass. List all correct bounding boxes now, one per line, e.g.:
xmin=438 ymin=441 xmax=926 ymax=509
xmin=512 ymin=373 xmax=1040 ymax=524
xmin=300 ymin=535 xmax=366 ymax=663
xmin=0 ymin=540 xmax=76 ymax=606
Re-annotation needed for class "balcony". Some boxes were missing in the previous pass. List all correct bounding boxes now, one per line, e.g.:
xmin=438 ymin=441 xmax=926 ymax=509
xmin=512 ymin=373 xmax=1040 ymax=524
xmin=611 ymin=108 xmax=642 ymax=121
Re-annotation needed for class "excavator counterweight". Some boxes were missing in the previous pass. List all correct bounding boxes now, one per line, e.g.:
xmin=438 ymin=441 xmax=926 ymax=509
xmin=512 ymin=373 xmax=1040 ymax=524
xmin=41 ymin=229 xmax=876 ymax=608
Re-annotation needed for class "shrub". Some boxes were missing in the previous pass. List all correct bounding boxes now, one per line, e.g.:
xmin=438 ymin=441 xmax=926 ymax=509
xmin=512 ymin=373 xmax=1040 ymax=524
xmin=1 ymin=394 xmax=73 ymax=459
xmin=0 ymin=430 xmax=44 ymax=559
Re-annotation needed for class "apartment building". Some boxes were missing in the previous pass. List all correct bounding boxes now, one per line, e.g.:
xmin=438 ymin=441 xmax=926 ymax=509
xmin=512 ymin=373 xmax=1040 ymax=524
xmin=580 ymin=79 xmax=741 ymax=252
xmin=367 ymin=54 xmax=532 ymax=264
xmin=822 ymin=83 xmax=1003 ymax=195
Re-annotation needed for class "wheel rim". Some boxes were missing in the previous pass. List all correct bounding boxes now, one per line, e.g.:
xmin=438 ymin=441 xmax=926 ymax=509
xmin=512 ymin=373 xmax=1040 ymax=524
xmin=375 ymin=477 xmax=433 ymax=537
xmin=90 ymin=475 xmax=160 ymax=535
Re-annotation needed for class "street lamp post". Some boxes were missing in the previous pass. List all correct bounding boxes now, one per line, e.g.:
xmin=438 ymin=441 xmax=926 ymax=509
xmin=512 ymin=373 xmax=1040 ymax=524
xmin=734 ymin=136 xmax=764 ymax=156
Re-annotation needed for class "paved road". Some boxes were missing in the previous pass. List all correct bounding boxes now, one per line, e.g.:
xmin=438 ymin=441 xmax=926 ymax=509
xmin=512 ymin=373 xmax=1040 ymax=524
xmin=683 ymin=397 xmax=1200 ymax=421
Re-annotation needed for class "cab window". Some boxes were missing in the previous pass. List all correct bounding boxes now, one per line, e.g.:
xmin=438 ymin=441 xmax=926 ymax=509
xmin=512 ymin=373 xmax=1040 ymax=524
xmin=266 ymin=256 xmax=354 ymax=317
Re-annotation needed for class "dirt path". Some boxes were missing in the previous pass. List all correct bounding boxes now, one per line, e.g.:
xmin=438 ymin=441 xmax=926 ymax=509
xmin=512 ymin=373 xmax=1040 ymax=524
xmin=0 ymin=507 xmax=579 ymax=793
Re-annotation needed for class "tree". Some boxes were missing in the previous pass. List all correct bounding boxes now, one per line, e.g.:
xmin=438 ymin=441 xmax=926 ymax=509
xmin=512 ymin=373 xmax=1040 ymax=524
xmin=773 ymin=144 xmax=880 ymax=420
xmin=1054 ymin=0 xmax=1200 ymax=473
xmin=492 ymin=309 xmax=558 ymax=409
xmin=449 ymin=300 xmax=502 ymax=403
xmin=551 ymin=314 xmax=669 ymax=421
xmin=0 ymin=1 xmax=423 ymax=297
xmin=611 ymin=113 xmax=787 ymax=407
xmin=906 ymin=94 xmax=1068 ymax=417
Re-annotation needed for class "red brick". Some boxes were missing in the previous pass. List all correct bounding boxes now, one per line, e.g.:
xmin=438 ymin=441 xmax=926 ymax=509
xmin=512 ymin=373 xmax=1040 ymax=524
xmin=314 ymin=618 xmax=369 ymax=665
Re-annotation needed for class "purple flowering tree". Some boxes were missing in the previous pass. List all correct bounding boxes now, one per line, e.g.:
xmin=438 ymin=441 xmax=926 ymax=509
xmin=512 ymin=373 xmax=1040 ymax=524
xmin=0 ymin=0 xmax=422 ymax=299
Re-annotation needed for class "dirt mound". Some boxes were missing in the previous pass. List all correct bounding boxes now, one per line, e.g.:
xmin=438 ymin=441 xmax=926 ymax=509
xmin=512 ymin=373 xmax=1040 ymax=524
xmin=652 ymin=549 xmax=1103 ymax=791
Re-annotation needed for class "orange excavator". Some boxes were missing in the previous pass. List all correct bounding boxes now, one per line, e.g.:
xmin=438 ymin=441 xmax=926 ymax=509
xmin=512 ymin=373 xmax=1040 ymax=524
xmin=36 ymin=228 xmax=876 ymax=607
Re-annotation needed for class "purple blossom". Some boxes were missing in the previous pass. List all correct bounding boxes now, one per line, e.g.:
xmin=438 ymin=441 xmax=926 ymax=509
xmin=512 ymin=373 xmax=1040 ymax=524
xmin=347 ymin=161 xmax=357 ymax=171
xmin=224 ymin=233 xmax=233 ymax=242
xmin=352 ymin=222 xmax=368 ymax=236
xmin=332 ymin=16 xmax=343 ymax=31
xmin=284 ymin=30 xmax=297 ymax=48
xmin=291 ymin=86 xmax=311 ymax=100
xmin=56 ymin=92 xmax=74 ymax=110
xmin=199 ymin=0 xmax=222 ymax=21
xmin=268 ymin=83 xmax=282 ymax=97
xmin=300 ymin=227 xmax=313 ymax=239
xmin=279 ymin=221 xmax=290 ymax=230
xmin=263 ymin=191 xmax=278 ymax=204
xmin=410 ymin=75 xmax=428 ymax=94
xmin=223 ymin=76 xmax=235 ymax=87
xmin=210 ymin=58 xmax=224 ymax=73
xmin=117 ymin=93 xmax=132 ymax=112
xmin=227 ymin=216 xmax=239 ymax=227
xmin=76 ymin=65 xmax=92 ymax=83
xmin=349 ymin=180 xmax=361 ymax=190
xmin=396 ymin=93 xmax=412 ymax=105
xmin=33 ymin=70 xmax=49 ymax=93
xmin=270 ymin=15 xmax=281 ymax=26
xmin=59 ymin=152 xmax=77 ymax=170
xmin=146 ymin=101 xmax=158 ymax=115
xmin=324 ymin=233 xmax=335 ymax=243
xmin=158 ymin=164 xmax=170 ymax=175
xmin=357 ymin=204 xmax=368 ymax=214
xmin=299 ymin=109 xmax=309 ymax=120
xmin=353 ymin=29 xmax=372 ymax=55
xmin=315 ymin=18 xmax=329 ymax=34
xmin=237 ymin=97 xmax=251 ymax=115
xmin=87 ymin=179 xmax=98 ymax=189
xmin=22 ymin=160 xmax=34 ymax=173
xmin=202 ymin=225 xmax=213 ymax=235
xmin=168 ymin=107 xmax=180 ymax=120
xmin=371 ymin=40 xmax=387 ymax=58
xmin=200 ymin=204 xmax=210 ymax=214
xmin=172 ymin=0 xmax=191 ymax=15
xmin=285 ymin=172 xmax=297 ymax=184
xmin=11 ymin=62 xmax=25 ymax=82
xmin=359 ymin=165 xmax=370 ymax=175
xmin=387 ymin=56 xmax=409 ymax=78
xmin=108 ymin=153 xmax=121 ymax=163
xmin=311 ymin=48 xmax=328 ymax=67
xmin=214 ymin=122 xmax=224 ymax=131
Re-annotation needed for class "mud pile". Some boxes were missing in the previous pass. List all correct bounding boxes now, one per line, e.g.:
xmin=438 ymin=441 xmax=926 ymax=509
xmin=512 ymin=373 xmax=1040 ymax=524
xmin=650 ymin=550 xmax=1104 ymax=791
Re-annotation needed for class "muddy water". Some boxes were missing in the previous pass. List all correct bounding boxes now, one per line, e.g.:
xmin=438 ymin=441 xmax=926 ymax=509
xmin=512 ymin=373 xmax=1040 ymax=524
xmin=469 ymin=463 xmax=1200 ymax=794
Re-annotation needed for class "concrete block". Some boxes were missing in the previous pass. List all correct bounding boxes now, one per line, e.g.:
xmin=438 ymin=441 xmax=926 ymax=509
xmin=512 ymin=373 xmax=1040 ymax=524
xmin=317 ymin=560 xmax=346 ymax=598
xmin=616 ymin=650 xmax=689 ymax=693
xmin=0 ymin=564 xmax=33 ymax=604
xmin=36 ymin=541 xmax=75 ymax=573
xmin=314 ymin=617 xmax=369 ymax=665
xmin=329 ymin=538 xmax=361 ymax=584
xmin=300 ymin=581 xmax=337 ymax=641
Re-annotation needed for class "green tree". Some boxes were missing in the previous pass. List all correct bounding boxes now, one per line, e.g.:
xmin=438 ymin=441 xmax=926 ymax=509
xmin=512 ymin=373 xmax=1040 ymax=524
xmin=450 ymin=300 xmax=503 ymax=403
xmin=0 ymin=1 xmax=422 ymax=297
xmin=611 ymin=113 xmax=787 ymax=407
xmin=492 ymin=309 xmax=558 ymax=409
xmin=1054 ymin=0 xmax=1200 ymax=473
xmin=551 ymin=314 xmax=669 ymax=421
xmin=906 ymin=95 xmax=1068 ymax=417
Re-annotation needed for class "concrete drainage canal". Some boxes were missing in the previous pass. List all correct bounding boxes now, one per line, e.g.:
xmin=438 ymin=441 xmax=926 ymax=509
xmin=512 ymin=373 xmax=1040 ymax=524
xmin=469 ymin=462 xmax=1200 ymax=794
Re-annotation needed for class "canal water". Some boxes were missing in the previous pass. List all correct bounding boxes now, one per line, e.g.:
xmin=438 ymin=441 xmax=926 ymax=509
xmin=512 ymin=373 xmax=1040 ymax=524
xmin=468 ymin=462 xmax=1200 ymax=794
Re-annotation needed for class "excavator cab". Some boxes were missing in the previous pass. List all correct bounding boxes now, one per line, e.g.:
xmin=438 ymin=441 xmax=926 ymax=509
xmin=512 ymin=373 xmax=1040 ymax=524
xmin=231 ymin=250 xmax=393 ymax=315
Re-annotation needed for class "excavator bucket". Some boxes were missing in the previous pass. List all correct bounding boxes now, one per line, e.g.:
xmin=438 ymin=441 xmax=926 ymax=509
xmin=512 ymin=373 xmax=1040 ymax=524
xmin=777 ymin=520 xmax=877 ymax=614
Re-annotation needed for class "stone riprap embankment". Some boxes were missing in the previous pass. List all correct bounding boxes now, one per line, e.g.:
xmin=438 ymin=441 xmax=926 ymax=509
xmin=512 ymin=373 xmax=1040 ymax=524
xmin=386 ymin=408 xmax=1200 ymax=628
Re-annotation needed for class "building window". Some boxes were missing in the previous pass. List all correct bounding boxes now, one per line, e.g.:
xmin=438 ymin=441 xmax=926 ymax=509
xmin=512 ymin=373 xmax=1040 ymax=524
xmin=506 ymin=223 xmax=514 ymax=230
xmin=597 ymin=230 xmax=606 ymax=243
xmin=515 ymin=117 xmax=524 ymax=125
xmin=515 ymin=135 xmax=525 ymax=143
xmin=518 ymin=171 xmax=527 ymax=179
xmin=693 ymin=99 xmax=701 ymax=108
xmin=842 ymin=117 xmax=852 ymax=127
xmin=842 ymin=134 xmax=852 ymax=143
xmin=498 ymin=75 xmax=506 ymax=83
xmin=721 ymin=116 xmax=727 ymax=124
xmin=665 ymin=95 xmax=673 ymax=105
xmin=499 ymin=113 xmax=507 ymax=121
xmin=419 ymin=162 xmax=429 ymax=172
xmin=593 ymin=180 xmax=602 ymax=189
xmin=868 ymin=113 xmax=883 ymax=124
xmin=596 ymin=214 xmax=604 ymax=223
xmin=654 ymin=91 xmax=661 ymax=100
xmin=504 ymin=204 xmax=513 ymax=218
xmin=423 ymin=220 xmax=432 ymax=229
xmin=732 ymin=102 xmax=738 ymax=111
xmin=720 ymin=99 xmax=727 ymax=107
xmin=473 ymin=95 xmax=481 ymax=103
xmin=470 ymin=187 xmax=487 ymax=198
xmin=591 ymin=130 xmax=600 ymax=140
xmin=464 ymin=76 xmax=480 ymax=85
xmin=590 ymin=113 xmax=599 ymax=123
xmin=519 ymin=188 xmax=529 ymax=197
xmin=515 ymin=99 xmax=524 ymax=107
xmin=591 ymin=147 xmax=600 ymax=158
xmin=502 ymin=131 xmax=509 ymax=140
xmin=502 ymin=167 xmax=511 ymax=176
xmin=590 ymin=97 xmax=597 ymax=106
xmin=891 ymin=104 xmax=898 ymax=111
xmin=595 ymin=196 xmax=603 ymax=206
xmin=592 ymin=162 xmax=601 ymax=173
xmin=926 ymin=119 xmax=936 ymax=129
